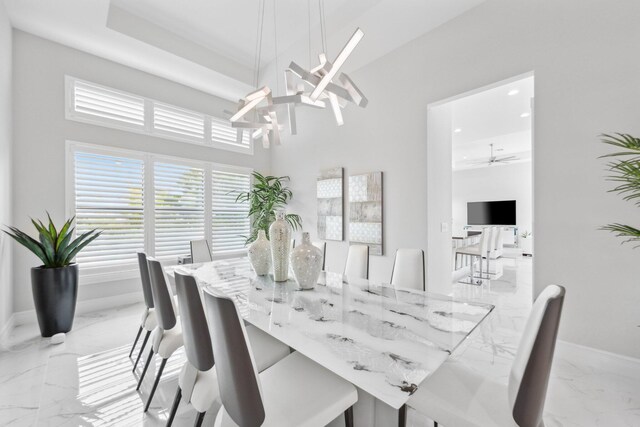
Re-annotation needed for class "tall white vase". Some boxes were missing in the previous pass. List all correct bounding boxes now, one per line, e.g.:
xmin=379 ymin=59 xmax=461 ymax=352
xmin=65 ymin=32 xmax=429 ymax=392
xmin=248 ymin=230 xmax=271 ymax=276
xmin=291 ymin=232 xmax=323 ymax=290
xmin=269 ymin=211 xmax=291 ymax=282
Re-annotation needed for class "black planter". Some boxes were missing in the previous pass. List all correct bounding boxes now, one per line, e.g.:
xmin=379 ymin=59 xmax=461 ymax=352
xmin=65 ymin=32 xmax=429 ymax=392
xmin=31 ymin=264 xmax=79 ymax=337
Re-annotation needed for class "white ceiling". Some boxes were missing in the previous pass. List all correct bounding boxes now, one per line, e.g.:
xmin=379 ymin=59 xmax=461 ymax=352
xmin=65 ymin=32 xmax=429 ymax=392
xmin=4 ymin=0 xmax=484 ymax=101
xmin=452 ymin=75 xmax=534 ymax=170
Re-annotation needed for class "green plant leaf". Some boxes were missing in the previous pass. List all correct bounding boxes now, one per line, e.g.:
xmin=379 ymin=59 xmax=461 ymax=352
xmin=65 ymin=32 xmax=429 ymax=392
xmin=62 ymin=231 xmax=102 ymax=264
xmin=4 ymin=227 xmax=50 ymax=265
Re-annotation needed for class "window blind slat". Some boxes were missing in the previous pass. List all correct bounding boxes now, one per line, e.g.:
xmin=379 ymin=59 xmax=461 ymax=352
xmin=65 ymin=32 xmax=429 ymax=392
xmin=211 ymin=169 xmax=250 ymax=254
xmin=74 ymin=152 xmax=145 ymax=268
xmin=153 ymin=104 xmax=205 ymax=140
xmin=73 ymin=81 xmax=145 ymax=127
xmin=154 ymin=162 xmax=205 ymax=259
xmin=211 ymin=117 xmax=250 ymax=148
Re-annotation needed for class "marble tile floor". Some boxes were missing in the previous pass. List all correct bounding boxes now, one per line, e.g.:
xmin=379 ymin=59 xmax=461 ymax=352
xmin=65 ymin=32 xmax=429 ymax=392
xmin=1 ymin=256 xmax=639 ymax=426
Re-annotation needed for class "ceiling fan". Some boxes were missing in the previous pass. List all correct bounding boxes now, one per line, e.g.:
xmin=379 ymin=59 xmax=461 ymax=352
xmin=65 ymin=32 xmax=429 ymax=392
xmin=471 ymin=143 xmax=519 ymax=166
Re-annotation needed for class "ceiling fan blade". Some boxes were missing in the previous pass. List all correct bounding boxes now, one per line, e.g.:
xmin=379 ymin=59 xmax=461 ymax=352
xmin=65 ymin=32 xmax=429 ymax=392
xmin=496 ymin=156 xmax=519 ymax=162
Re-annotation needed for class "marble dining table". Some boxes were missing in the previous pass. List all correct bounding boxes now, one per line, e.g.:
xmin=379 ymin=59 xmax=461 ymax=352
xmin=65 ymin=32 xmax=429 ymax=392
xmin=165 ymin=257 xmax=494 ymax=424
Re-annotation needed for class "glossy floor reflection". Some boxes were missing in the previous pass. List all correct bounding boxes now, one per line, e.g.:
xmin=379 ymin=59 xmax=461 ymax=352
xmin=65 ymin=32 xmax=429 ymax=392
xmin=1 ymin=256 xmax=639 ymax=426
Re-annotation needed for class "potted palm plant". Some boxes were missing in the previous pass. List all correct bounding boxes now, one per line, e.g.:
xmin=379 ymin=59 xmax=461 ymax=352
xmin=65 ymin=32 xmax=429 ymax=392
xmin=600 ymin=133 xmax=640 ymax=246
xmin=4 ymin=214 xmax=100 ymax=337
xmin=235 ymin=172 xmax=302 ymax=243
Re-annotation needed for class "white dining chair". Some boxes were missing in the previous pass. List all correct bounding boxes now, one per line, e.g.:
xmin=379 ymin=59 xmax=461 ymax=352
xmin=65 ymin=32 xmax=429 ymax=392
xmin=312 ymin=240 xmax=327 ymax=270
xmin=344 ymin=244 xmax=369 ymax=281
xmin=203 ymin=287 xmax=358 ymax=427
xmin=407 ymin=284 xmax=566 ymax=427
xmin=138 ymin=257 xmax=184 ymax=412
xmin=390 ymin=248 xmax=425 ymax=291
xmin=130 ymin=252 xmax=157 ymax=371
xmin=190 ymin=239 xmax=213 ymax=263
xmin=168 ymin=272 xmax=290 ymax=427
xmin=495 ymin=227 xmax=505 ymax=258
xmin=455 ymin=228 xmax=490 ymax=285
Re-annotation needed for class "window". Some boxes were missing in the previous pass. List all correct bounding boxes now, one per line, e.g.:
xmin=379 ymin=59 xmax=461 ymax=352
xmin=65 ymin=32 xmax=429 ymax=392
xmin=211 ymin=116 xmax=251 ymax=152
xmin=70 ymin=80 xmax=145 ymax=129
xmin=67 ymin=142 xmax=252 ymax=280
xmin=73 ymin=150 xmax=145 ymax=270
xmin=154 ymin=162 xmax=205 ymax=259
xmin=211 ymin=169 xmax=251 ymax=255
xmin=153 ymin=103 xmax=205 ymax=141
xmin=65 ymin=76 xmax=253 ymax=154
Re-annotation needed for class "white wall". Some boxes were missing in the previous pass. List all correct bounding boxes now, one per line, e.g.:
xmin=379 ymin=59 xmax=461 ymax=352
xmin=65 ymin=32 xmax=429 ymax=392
xmin=271 ymin=0 xmax=640 ymax=358
xmin=0 ymin=2 xmax=13 ymax=334
xmin=452 ymin=161 xmax=532 ymax=236
xmin=11 ymin=31 xmax=271 ymax=315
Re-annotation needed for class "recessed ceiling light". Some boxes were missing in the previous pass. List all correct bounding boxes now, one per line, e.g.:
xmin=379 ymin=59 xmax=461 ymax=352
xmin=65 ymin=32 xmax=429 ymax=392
xmin=508 ymin=89 xmax=519 ymax=96
xmin=520 ymin=112 xmax=531 ymax=118
xmin=454 ymin=128 xmax=462 ymax=133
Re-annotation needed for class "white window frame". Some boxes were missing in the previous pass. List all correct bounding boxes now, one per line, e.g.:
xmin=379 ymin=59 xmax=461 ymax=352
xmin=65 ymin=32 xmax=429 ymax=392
xmin=66 ymin=140 xmax=253 ymax=284
xmin=65 ymin=76 xmax=254 ymax=155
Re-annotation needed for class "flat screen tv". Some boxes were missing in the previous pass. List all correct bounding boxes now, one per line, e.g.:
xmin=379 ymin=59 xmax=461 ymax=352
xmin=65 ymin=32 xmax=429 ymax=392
xmin=467 ymin=200 xmax=516 ymax=225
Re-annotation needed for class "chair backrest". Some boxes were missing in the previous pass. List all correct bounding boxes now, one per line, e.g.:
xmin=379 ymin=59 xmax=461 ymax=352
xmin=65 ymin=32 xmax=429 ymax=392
xmin=497 ymin=227 xmax=505 ymax=249
xmin=174 ymin=272 xmax=215 ymax=372
xmin=478 ymin=228 xmax=490 ymax=254
xmin=146 ymin=257 xmax=178 ymax=330
xmin=509 ymin=284 xmax=565 ymax=427
xmin=344 ymin=244 xmax=369 ymax=280
xmin=390 ymin=249 xmax=425 ymax=291
xmin=312 ymin=240 xmax=327 ymax=270
xmin=190 ymin=239 xmax=212 ymax=263
xmin=490 ymin=226 xmax=499 ymax=252
xmin=203 ymin=288 xmax=265 ymax=427
xmin=137 ymin=252 xmax=154 ymax=309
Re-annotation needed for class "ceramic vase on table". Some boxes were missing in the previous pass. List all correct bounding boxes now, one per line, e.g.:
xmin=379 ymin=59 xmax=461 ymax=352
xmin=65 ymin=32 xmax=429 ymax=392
xmin=291 ymin=232 xmax=323 ymax=290
xmin=248 ymin=229 xmax=271 ymax=276
xmin=269 ymin=211 xmax=292 ymax=282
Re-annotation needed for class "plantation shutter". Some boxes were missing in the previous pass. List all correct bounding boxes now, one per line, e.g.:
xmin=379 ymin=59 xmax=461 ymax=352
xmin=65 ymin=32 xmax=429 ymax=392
xmin=211 ymin=169 xmax=251 ymax=254
xmin=153 ymin=103 xmax=205 ymax=141
xmin=211 ymin=116 xmax=250 ymax=149
xmin=154 ymin=162 xmax=206 ymax=259
xmin=73 ymin=80 xmax=145 ymax=128
xmin=74 ymin=151 xmax=145 ymax=269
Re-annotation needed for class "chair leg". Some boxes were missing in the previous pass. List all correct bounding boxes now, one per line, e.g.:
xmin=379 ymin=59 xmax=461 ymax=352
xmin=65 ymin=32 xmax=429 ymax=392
xmin=129 ymin=326 xmax=143 ymax=358
xmin=166 ymin=387 xmax=181 ymax=427
xmin=434 ymin=422 xmax=438 ymax=427
xmin=344 ymin=406 xmax=354 ymax=427
xmin=398 ymin=404 xmax=406 ymax=427
xmin=133 ymin=330 xmax=151 ymax=372
xmin=144 ymin=358 xmax=167 ymax=412
xmin=194 ymin=411 xmax=206 ymax=427
xmin=137 ymin=349 xmax=154 ymax=390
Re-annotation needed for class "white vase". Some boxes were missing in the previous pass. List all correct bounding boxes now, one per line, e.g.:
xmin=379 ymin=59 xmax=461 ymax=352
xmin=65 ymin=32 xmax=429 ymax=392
xmin=269 ymin=211 xmax=291 ymax=282
xmin=291 ymin=232 xmax=323 ymax=290
xmin=248 ymin=230 xmax=271 ymax=276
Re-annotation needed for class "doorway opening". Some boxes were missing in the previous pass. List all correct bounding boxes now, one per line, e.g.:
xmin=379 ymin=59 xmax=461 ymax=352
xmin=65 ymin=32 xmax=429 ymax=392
xmin=426 ymin=73 xmax=534 ymax=298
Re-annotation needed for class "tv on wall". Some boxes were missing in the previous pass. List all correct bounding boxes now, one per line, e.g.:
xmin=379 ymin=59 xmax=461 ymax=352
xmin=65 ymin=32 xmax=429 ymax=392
xmin=467 ymin=200 xmax=516 ymax=225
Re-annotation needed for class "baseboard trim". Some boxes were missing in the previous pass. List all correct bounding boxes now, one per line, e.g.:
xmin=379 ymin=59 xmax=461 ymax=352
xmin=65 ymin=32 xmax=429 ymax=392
xmin=0 ymin=314 xmax=16 ymax=346
xmin=557 ymin=339 xmax=640 ymax=367
xmin=11 ymin=291 xmax=143 ymax=327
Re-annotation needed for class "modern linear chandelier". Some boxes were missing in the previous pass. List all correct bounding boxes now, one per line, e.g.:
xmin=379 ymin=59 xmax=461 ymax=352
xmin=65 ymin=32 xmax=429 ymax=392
xmin=230 ymin=0 xmax=368 ymax=148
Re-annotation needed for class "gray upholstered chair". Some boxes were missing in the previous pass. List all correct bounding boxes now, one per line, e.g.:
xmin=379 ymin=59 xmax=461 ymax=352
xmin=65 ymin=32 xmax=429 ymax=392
xmin=168 ymin=272 xmax=290 ymax=427
xmin=407 ymin=284 xmax=566 ymax=427
xmin=130 ymin=252 xmax=157 ymax=371
xmin=344 ymin=244 xmax=369 ymax=281
xmin=138 ymin=257 xmax=184 ymax=413
xmin=202 ymin=287 xmax=358 ymax=427
xmin=390 ymin=248 xmax=425 ymax=291
xmin=190 ymin=239 xmax=213 ymax=263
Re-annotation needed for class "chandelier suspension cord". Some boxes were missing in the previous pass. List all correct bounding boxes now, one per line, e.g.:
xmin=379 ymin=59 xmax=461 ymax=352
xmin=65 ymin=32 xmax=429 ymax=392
xmin=253 ymin=0 xmax=266 ymax=88
xmin=319 ymin=0 xmax=327 ymax=55
xmin=308 ymin=0 xmax=312 ymax=68
xmin=272 ymin=0 xmax=280 ymax=95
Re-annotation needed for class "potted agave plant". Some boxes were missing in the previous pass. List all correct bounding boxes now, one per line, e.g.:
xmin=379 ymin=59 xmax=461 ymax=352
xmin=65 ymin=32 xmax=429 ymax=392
xmin=4 ymin=214 xmax=100 ymax=337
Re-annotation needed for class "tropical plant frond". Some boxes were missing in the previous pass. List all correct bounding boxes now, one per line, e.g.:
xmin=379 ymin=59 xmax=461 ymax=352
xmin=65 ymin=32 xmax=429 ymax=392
xmin=600 ymin=223 xmax=640 ymax=248
xmin=599 ymin=133 xmax=640 ymax=159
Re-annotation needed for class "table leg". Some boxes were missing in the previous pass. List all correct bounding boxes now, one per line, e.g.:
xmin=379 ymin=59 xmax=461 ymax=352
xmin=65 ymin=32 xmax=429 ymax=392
xmin=398 ymin=404 xmax=406 ymax=427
